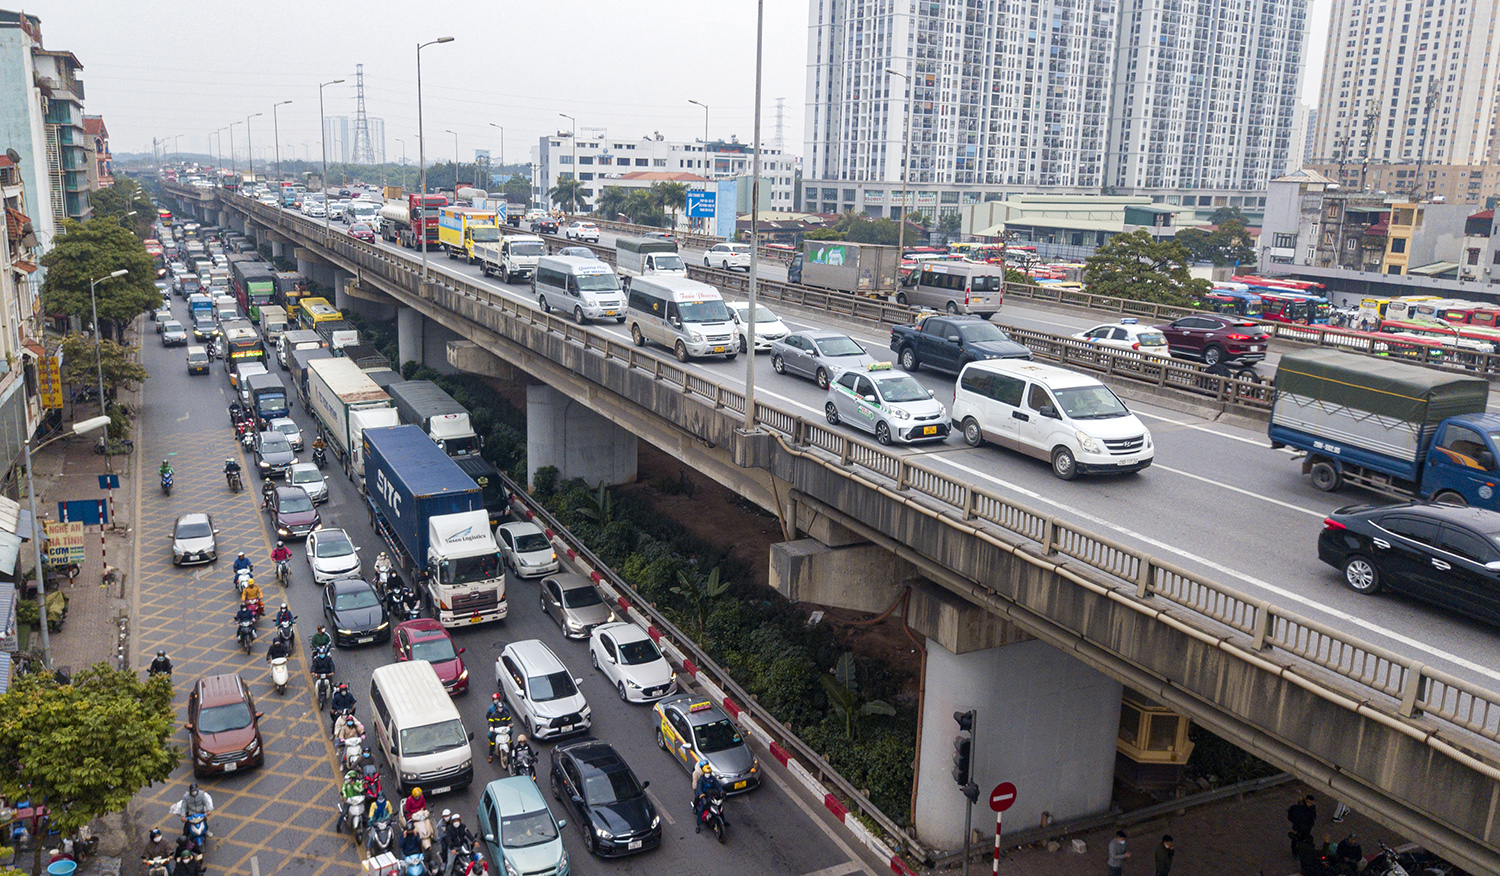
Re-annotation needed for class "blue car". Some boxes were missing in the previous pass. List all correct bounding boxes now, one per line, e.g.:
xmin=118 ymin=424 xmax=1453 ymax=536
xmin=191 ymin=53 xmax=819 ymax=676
xmin=478 ymin=777 xmax=570 ymax=875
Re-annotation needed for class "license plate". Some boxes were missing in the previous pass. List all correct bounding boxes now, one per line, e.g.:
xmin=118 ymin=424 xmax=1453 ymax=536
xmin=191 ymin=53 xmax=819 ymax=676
xmin=921 ymin=426 xmax=937 ymax=436
xmin=357 ymin=636 xmax=374 ymax=644
xmin=712 ymin=346 xmax=725 ymax=354
xmin=604 ymin=310 xmax=617 ymax=317
xmin=468 ymin=615 xmax=482 ymax=624
xmin=732 ymin=780 xmax=747 ymax=790
xmin=429 ymin=786 xmax=451 ymax=795
xmin=628 ymin=840 xmax=642 ymax=850
xmin=222 ymin=763 xmax=237 ymax=772
xmin=557 ymin=724 xmax=572 ymax=733
xmin=1118 ymin=460 xmax=1136 ymax=467
xmin=1251 ymin=345 xmax=1263 ymax=351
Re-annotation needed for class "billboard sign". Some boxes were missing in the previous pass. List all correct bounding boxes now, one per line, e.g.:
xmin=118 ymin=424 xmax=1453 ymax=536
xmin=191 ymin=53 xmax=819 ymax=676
xmin=45 ymin=521 xmax=85 ymax=565
xmin=38 ymin=354 xmax=62 ymax=410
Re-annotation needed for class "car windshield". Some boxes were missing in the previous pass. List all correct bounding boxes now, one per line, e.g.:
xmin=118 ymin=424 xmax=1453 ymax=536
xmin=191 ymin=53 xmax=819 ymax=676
xmin=679 ymin=299 xmax=731 ymax=323
xmin=874 ymin=376 xmax=931 ymax=403
xmin=693 ymin=718 xmax=743 ymax=753
xmin=618 ymin=639 xmax=662 ymax=666
xmin=315 ymin=536 xmax=354 ymax=558
xmin=1054 ymin=385 xmax=1130 ymax=419
xmin=274 ymin=423 xmax=300 ymax=437
xmin=577 ymin=273 xmax=619 ymax=292
xmin=198 ymin=701 xmax=253 ymax=734
xmin=351 ymin=224 xmax=371 ymax=233
xmin=815 ymin=336 xmax=865 ymax=357
xmin=410 ymin=636 xmax=457 ymax=663
xmin=1136 ymin=330 xmax=1168 ymax=346
xmin=500 ymin=809 xmax=558 ymax=849
xmin=279 ymin=492 xmax=314 ymax=513
xmin=653 ymin=255 xmax=686 ymax=272
xmin=470 ymin=227 xmax=501 ymax=242
xmin=583 ymin=766 xmax=644 ymax=805
xmin=164 ymin=321 xmax=183 ymax=331
xmin=528 ymin=670 xmax=577 ymax=702
xmin=448 ymin=553 xmax=500 ymax=585
xmin=737 ymin=305 xmax=779 ymax=323
xmin=562 ymin=586 xmax=603 ymax=608
xmin=398 ymin=717 xmax=467 ymax=758
xmin=511 ymin=242 xmax=545 ymax=257
xmin=334 ymin=587 xmax=380 ymax=610
xmin=260 ymin=436 xmax=290 ymax=454
xmin=956 ymin=323 xmax=1009 ymax=343
xmin=176 ymin=520 xmax=213 ymax=539
xmin=291 ymin=469 xmax=323 ymax=487
xmin=513 ymin=532 xmax=550 ymax=552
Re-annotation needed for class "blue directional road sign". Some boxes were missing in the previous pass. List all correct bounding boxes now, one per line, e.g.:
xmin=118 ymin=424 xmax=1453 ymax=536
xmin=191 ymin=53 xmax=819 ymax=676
xmin=686 ymin=190 xmax=716 ymax=218
xmin=98 ymin=474 xmax=120 ymax=490
xmin=60 ymin=499 xmax=108 ymax=526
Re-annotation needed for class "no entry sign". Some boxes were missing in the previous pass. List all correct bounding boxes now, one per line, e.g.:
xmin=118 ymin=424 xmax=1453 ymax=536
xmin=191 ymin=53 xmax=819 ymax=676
xmin=989 ymin=782 xmax=1016 ymax=813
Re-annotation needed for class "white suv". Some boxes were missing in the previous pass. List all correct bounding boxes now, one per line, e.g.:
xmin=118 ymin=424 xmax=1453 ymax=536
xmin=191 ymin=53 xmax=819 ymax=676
xmin=704 ymin=243 xmax=751 ymax=271
xmin=563 ymin=221 xmax=600 ymax=243
xmin=495 ymin=639 xmax=591 ymax=740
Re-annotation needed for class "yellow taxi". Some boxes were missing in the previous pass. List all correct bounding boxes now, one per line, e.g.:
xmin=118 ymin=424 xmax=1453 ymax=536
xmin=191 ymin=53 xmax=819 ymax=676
xmin=653 ymin=695 xmax=760 ymax=793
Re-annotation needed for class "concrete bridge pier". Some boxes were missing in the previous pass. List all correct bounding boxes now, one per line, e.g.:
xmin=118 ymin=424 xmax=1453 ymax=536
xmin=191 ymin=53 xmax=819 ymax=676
xmin=526 ymin=384 xmax=637 ymax=488
xmin=332 ymin=268 xmax=355 ymax=310
xmin=397 ymin=306 xmax=424 ymax=369
xmin=295 ymin=248 xmax=336 ymax=293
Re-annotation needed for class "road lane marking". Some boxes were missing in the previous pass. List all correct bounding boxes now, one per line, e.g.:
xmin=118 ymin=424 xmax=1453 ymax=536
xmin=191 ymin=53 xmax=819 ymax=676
xmin=644 ymin=787 xmax=675 ymax=825
xmin=1150 ymin=464 xmax=1325 ymax=518
xmin=800 ymin=863 xmax=865 ymax=876
xmin=760 ymin=758 xmax=880 ymax=876
xmin=933 ymin=456 xmax=1500 ymax=683
xmin=1132 ymin=409 xmax=1290 ymax=449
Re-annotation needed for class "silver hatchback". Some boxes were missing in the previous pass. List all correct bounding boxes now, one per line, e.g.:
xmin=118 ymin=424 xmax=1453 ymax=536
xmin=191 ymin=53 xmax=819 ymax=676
xmin=539 ymin=573 xmax=617 ymax=639
xmin=287 ymin=463 xmax=328 ymax=503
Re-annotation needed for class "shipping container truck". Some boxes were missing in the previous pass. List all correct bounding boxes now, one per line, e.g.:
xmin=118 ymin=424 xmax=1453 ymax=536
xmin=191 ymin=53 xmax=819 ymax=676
xmin=787 ymin=240 xmax=900 ymax=297
xmin=273 ymin=271 xmax=308 ymax=311
xmin=306 ymin=357 xmax=394 ymax=473
xmin=363 ymin=425 xmax=507 ymax=627
xmin=229 ymin=257 xmax=276 ymax=322
xmin=437 ymin=206 xmax=502 ymax=263
xmin=259 ymin=304 xmax=290 ymax=345
xmin=289 ymin=346 xmax=335 ymax=406
xmin=453 ymin=455 xmax=509 ymax=528
xmin=1270 ymin=349 xmax=1500 ymax=508
xmin=387 ymin=380 xmax=482 ymax=457
xmin=278 ymin=329 xmax=324 ymax=370
xmin=347 ymin=407 xmax=401 ymax=480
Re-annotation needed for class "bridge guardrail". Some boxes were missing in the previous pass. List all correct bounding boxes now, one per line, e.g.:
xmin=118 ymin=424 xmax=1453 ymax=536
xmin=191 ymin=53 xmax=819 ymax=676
xmin=225 ymin=192 xmax=1500 ymax=761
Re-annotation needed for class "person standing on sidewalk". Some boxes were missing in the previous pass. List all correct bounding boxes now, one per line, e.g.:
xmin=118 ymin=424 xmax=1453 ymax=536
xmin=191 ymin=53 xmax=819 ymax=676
xmin=1153 ymin=835 xmax=1174 ymax=876
xmin=1106 ymin=830 xmax=1130 ymax=876
xmin=1287 ymin=794 xmax=1317 ymax=857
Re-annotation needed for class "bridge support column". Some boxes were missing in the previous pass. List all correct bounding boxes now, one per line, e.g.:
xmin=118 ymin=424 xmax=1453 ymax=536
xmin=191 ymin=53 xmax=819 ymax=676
xmin=332 ymin=268 xmax=354 ymax=310
xmin=913 ymin=637 xmax=1121 ymax=849
xmin=526 ymin=384 xmax=637 ymax=488
xmin=397 ymin=306 xmax=424 ymax=369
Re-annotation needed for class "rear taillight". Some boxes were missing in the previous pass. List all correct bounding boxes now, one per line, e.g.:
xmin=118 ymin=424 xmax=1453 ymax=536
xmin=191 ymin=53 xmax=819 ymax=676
xmin=1131 ymin=342 xmax=1141 ymax=351
xmin=1226 ymin=333 xmax=1252 ymax=341
xmin=1322 ymin=517 xmax=1346 ymax=531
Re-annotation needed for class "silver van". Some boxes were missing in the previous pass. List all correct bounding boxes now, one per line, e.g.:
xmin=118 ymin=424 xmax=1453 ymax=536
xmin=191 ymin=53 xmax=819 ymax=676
xmin=626 ymin=276 xmax=738 ymax=362
xmin=534 ymin=255 xmax=626 ymax=324
xmin=369 ymin=660 xmax=474 ymax=796
xmin=896 ymin=261 xmax=1004 ymax=317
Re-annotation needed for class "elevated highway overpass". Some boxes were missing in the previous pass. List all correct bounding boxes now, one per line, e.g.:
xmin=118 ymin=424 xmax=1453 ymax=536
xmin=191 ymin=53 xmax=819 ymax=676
xmin=163 ymin=183 xmax=1500 ymax=871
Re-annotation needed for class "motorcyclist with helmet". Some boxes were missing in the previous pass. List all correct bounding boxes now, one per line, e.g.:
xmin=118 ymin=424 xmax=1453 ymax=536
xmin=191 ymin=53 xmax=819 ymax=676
xmin=148 ymin=650 xmax=173 ymax=678
xmin=692 ymin=761 xmax=724 ymax=833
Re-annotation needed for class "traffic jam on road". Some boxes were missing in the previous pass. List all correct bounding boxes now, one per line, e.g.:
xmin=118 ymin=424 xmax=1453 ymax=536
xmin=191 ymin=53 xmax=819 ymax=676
xmin=147 ymin=198 xmax=871 ymax=876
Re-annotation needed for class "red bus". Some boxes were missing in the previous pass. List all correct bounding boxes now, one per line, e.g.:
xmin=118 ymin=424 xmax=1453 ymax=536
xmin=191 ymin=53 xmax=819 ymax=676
xmin=1231 ymin=275 xmax=1326 ymax=292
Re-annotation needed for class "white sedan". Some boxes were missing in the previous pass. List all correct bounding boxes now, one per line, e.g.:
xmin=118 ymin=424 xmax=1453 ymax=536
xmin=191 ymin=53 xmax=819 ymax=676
xmin=563 ymin=221 xmax=600 ymax=243
xmin=305 ymin=528 xmax=362 ymax=584
xmin=1071 ymin=319 xmax=1171 ymax=357
xmin=704 ymin=243 xmax=751 ymax=271
xmin=495 ymin=521 xmax=559 ymax=579
xmin=726 ymin=300 xmax=790 ymax=352
xmin=589 ymin=622 xmax=678 ymax=702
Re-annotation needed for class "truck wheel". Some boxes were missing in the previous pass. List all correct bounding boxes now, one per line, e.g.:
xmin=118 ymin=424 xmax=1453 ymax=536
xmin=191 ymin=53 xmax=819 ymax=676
xmin=899 ymin=347 xmax=919 ymax=372
xmin=962 ymin=417 xmax=984 ymax=447
xmin=631 ymin=325 xmax=645 ymax=346
xmin=1342 ymin=556 xmax=1381 ymax=594
xmin=1309 ymin=460 xmax=1341 ymax=492
xmin=674 ymin=341 xmax=690 ymax=363
xmin=1051 ymin=447 xmax=1078 ymax=481
xmin=825 ymin=402 xmax=841 ymax=425
xmin=1202 ymin=345 xmax=1225 ymax=367
xmin=1434 ymin=491 xmax=1468 ymax=506
xmin=481 ymin=264 xmax=491 ymax=277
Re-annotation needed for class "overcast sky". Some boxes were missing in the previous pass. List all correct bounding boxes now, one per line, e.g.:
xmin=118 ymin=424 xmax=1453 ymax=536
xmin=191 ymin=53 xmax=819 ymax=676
xmin=28 ymin=0 xmax=1331 ymax=165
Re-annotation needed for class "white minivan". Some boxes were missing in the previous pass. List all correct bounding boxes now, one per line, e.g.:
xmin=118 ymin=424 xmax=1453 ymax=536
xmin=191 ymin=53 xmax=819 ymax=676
xmin=952 ymin=359 xmax=1153 ymax=480
xmin=369 ymin=660 xmax=474 ymax=796
xmin=626 ymin=276 xmax=739 ymax=362
xmin=897 ymin=261 xmax=1004 ymax=317
xmin=533 ymin=255 xmax=627 ymax=324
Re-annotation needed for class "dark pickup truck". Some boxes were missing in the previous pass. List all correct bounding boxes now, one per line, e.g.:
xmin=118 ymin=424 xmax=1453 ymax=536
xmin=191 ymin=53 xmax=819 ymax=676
xmin=889 ymin=314 xmax=1032 ymax=375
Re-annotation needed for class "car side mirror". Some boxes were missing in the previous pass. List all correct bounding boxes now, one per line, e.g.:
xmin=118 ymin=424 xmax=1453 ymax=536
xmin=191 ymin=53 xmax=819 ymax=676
xmin=214 ymin=529 xmax=221 ymax=534
xmin=467 ymin=731 xmax=475 ymax=741
xmin=484 ymin=834 xmax=496 ymax=844
xmin=254 ymin=712 xmax=264 ymax=719
xmin=184 ymin=723 xmax=194 ymax=731
xmin=641 ymin=780 xmax=650 ymax=789
xmin=1481 ymin=450 xmax=1496 ymax=470
xmin=948 ymin=335 xmax=961 ymax=344
xmin=1040 ymin=405 xmax=1059 ymax=419
xmin=861 ymin=394 xmax=877 ymax=403
xmin=570 ymin=794 xmax=582 ymax=804
xmin=574 ymin=677 xmax=583 ymax=685
xmin=458 ymin=647 xmax=466 ymax=654
xmin=557 ymin=819 xmax=567 ymax=829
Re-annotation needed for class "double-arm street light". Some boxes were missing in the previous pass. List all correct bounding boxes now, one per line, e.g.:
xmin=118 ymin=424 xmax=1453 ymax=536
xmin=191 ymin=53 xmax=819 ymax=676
xmin=227 ymin=120 xmax=243 ymax=178
xmin=272 ymin=101 xmax=292 ymax=183
xmin=558 ymin=113 xmax=576 ymax=213
xmin=319 ymin=78 xmax=346 ymax=238
xmin=245 ymin=112 xmax=263 ymax=181
xmin=743 ymin=0 xmax=766 ymax=430
xmin=417 ymin=36 xmax=455 ymax=283
xmin=885 ymin=66 xmax=917 ymax=259
xmin=27 ymin=415 xmax=111 ymax=668
xmin=688 ymin=100 xmax=710 ymax=232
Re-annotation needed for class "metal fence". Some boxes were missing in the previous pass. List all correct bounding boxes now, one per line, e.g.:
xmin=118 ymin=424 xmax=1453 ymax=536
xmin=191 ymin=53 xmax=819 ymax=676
xmin=227 ymin=194 xmax=1500 ymax=763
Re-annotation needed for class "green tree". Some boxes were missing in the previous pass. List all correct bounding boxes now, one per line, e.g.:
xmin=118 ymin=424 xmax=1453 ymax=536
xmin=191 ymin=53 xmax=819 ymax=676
xmin=818 ymin=653 xmax=896 ymax=740
xmin=1083 ymin=230 xmax=1210 ymax=306
xmin=937 ymin=212 xmax=962 ymax=237
xmin=549 ymin=177 xmax=586 ymax=213
xmin=621 ymin=189 xmax=664 ymax=227
xmin=40 ymin=219 xmax=159 ymax=340
xmin=1209 ymin=206 xmax=1248 ymax=226
xmin=594 ymin=186 xmax=630 ymax=222
xmin=1209 ymin=218 xmax=1257 ymax=267
xmin=1174 ymin=227 xmax=1215 ymax=263
xmin=669 ymin=566 xmax=730 ymax=637
xmin=576 ymin=482 xmax=617 ymax=527
xmin=499 ymin=175 xmax=531 ymax=205
xmin=649 ymin=181 xmax=689 ymax=233
xmin=89 ymin=178 xmax=156 ymax=238
xmin=0 ymin=666 xmax=178 ymax=870
xmin=59 ymin=333 xmax=148 ymax=404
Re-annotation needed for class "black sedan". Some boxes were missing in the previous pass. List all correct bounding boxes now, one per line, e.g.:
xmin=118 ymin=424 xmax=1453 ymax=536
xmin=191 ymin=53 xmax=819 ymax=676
xmin=1318 ymin=502 xmax=1500 ymax=625
xmin=253 ymin=431 xmax=296 ymax=479
xmin=322 ymin=577 xmax=391 ymax=647
xmin=549 ymin=739 xmax=661 ymax=857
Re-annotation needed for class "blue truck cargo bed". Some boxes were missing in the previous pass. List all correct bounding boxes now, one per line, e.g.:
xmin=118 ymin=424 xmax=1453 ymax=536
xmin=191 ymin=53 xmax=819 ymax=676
xmin=363 ymin=425 xmax=482 ymax=566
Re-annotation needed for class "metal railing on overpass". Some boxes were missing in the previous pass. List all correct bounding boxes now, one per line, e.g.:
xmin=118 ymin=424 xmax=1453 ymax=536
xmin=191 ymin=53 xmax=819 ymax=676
xmin=213 ymin=190 xmax=1500 ymax=870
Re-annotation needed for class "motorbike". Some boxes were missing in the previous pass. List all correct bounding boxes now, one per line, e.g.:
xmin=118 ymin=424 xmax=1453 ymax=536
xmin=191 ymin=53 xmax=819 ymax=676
xmin=182 ymin=811 xmax=210 ymax=850
xmin=315 ymin=672 xmax=335 ymax=710
xmin=509 ymin=744 xmax=536 ymax=780
xmin=172 ymin=841 xmax=204 ymax=876
xmin=487 ymin=717 xmax=512 ymax=766
xmin=161 ymin=470 xmax=174 ymax=496
xmin=229 ymin=402 xmax=245 ymax=424
xmin=361 ymin=760 xmax=382 ymax=804
xmin=276 ymin=558 xmax=291 ymax=586
xmin=234 ymin=566 xmax=254 ymax=596
xmin=269 ymin=654 xmax=290 ymax=694
xmin=402 ymin=853 xmax=429 ymax=876
xmin=144 ymin=852 xmax=172 ymax=876
xmin=404 ymin=808 xmax=440 ymax=874
xmin=695 ymin=786 xmax=727 ymax=843
xmin=244 ymin=596 xmax=265 ymax=620
xmin=241 ymin=429 xmax=256 ymax=450
xmin=340 ymin=733 xmax=366 ymax=772
xmin=275 ymin=614 xmax=296 ymax=645
xmin=312 ymin=445 xmax=327 ymax=468
xmin=226 ymin=467 xmax=244 ymax=492
xmin=338 ymin=793 xmax=365 ymax=843
xmin=367 ymin=815 xmax=395 ymax=856
xmin=237 ymin=618 xmax=256 ymax=653
xmin=445 ymin=837 xmax=473 ymax=876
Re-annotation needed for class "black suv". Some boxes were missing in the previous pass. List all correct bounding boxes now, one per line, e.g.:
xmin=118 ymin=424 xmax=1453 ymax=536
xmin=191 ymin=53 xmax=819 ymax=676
xmin=530 ymin=218 xmax=559 ymax=235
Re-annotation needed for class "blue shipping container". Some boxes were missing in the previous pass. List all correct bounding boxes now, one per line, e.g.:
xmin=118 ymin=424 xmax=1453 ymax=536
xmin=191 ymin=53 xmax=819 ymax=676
xmin=363 ymin=425 xmax=482 ymax=565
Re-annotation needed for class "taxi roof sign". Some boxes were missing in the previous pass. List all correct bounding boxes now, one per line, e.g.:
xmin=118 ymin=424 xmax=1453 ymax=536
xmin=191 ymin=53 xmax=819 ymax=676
xmin=689 ymin=700 xmax=714 ymax=713
xmin=865 ymin=362 xmax=894 ymax=372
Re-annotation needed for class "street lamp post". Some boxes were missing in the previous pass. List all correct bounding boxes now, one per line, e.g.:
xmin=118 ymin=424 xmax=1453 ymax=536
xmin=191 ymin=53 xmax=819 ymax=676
xmin=172 ymin=134 xmax=182 ymax=160
xmin=88 ymin=269 xmax=128 ymax=412
xmin=396 ymin=139 xmax=407 ymax=190
xmin=488 ymin=124 xmax=504 ymax=173
xmin=272 ymin=101 xmax=292 ymax=183
xmin=558 ymin=113 xmax=576 ymax=213
xmin=27 ymin=415 xmax=111 ymax=668
xmin=245 ymin=112 xmax=263 ymax=182
xmin=319 ymin=78 xmax=346 ymax=239
xmin=445 ymin=130 xmax=459 ymax=187
xmin=417 ymin=36 xmax=455 ymax=284
xmin=688 ymin=100 xmax=709 ymax=233
xmin=227 ymin=120 xmax=243 ymax=178
xmin=886 ymin=66 xmax=917 ymax=260
xmin=744 ymin=0 xmax=766 ymax=431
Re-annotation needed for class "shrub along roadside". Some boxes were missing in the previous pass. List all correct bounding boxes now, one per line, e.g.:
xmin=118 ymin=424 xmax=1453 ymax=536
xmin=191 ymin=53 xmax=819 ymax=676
xmin=340 ymin=311 xmax=918 ymax=823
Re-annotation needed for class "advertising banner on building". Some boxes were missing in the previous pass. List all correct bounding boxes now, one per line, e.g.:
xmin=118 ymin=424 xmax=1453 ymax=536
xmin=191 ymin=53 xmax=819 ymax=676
xmin=38 ymin=354 xmax=62 ymax=410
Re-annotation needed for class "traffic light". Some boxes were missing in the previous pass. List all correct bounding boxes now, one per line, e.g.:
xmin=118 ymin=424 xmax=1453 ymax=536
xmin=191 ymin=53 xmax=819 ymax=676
xmin=952 ymin=710 xmax=979 ymax=803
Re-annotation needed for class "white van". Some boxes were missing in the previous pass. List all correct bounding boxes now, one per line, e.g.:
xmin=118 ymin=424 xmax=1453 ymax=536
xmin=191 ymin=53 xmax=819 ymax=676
xmin=627 ymin=275 xmax=739 ymax=362
xmin=534 ymin=255 xmax=626 ymax=324
xmin=369 ymin=661 xmax=474 ymax=796
xmin=897 ymin=261 xmax=1004 ymax=317
xmin=952 ymin=359 xmax=1153 ymax=480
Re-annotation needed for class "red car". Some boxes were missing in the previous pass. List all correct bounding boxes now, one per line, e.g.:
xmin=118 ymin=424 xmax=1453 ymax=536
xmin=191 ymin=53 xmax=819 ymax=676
xmin=1153 ymin=315 xmax=1271 ymax=367
xmin=391 ymin=618 xmax=469 ymax=694
xmin=348 ymin=223 xmax=375 ymax=241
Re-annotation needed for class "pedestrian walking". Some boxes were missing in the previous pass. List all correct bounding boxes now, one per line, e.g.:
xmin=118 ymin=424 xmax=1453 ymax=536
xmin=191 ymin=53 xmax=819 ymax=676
xmin=1106 ymin=830 xmax=1130 ymax=876
xmin=1286 ymin=794 xmax=1317 ymax=857
xmin=1153 ymin=835 xmax=1174 ymax=876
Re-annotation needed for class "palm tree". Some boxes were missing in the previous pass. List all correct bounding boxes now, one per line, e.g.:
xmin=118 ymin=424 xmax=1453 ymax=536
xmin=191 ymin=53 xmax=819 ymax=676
xmin=594 ymin=186 xmax=629 ymax=222
xmin=650 ymin=182 xmax=690 ymax=233
xmin=549 ymin=177 xmax=586 ymax=213
xmin=622 ymin=189 xmax=662 ymax=226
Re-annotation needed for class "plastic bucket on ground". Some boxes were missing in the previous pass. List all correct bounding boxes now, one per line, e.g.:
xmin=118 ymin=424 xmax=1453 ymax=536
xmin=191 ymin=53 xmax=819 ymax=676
xmin=47 ymin=861 xmax=78 ymax=876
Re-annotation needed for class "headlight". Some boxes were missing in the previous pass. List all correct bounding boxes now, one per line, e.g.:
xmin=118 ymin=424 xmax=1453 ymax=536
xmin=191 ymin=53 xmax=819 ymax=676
xmin=626 ymin=679 xmax=640 ymax=689
xmin=375 ymin=621 xmax=389 ymax=631
xmin=1144 ymin=431 xmax=1154 ymax=449
xmin=559 ymin=850 xmax=568 ymax=871
xmin=650 ymin=815 xmax=661 ymax=829
xmin=594 ymin=825 xmax=613 ymax=839
xmin=689 ymin=331 xmax=704 ymax=342
xmin=1076 ymin=432 xmax=1103 ymax=454
xmin=580 ymin=706 xmax=591 ymax=720
xmin=889 ymin=407 xmax=911 ymax=421
xmin=257 ymin=460 xmax=270 ymax=468
xmin=566 ymin=618 xmax=582 ymax=631
xmin=504 ymin=862 xmax=519 ymax=876
xmin=338 ymin=628 xmax=356 ymax=636
xmin=247 ymin=739 xmax=261 ymax=753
